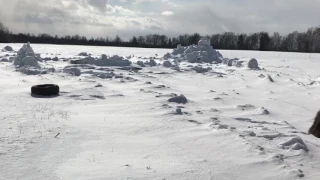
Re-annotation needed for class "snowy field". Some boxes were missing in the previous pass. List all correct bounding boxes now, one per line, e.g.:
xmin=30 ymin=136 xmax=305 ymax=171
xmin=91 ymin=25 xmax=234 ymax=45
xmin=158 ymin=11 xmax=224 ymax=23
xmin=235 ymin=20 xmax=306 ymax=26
xmin=1 ymin=43 xmax=320 ymax=180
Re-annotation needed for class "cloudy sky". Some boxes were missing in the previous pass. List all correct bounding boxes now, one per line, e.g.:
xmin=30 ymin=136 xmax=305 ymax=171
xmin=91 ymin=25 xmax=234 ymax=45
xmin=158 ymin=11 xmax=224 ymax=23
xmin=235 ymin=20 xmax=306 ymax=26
xmin=0 ymin=0 xmax=319 ymax=39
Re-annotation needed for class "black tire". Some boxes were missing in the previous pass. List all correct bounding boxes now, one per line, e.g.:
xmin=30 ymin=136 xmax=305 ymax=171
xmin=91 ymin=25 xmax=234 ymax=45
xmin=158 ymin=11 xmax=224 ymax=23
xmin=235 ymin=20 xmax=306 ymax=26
xmin=31 ymin=84 xmax=59 ymax=96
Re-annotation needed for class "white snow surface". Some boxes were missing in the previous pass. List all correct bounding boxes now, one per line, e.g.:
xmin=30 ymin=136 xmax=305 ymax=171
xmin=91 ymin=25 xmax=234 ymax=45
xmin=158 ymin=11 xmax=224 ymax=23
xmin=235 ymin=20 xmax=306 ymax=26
xmin=1 ymin=43 xmax=320 ymax=180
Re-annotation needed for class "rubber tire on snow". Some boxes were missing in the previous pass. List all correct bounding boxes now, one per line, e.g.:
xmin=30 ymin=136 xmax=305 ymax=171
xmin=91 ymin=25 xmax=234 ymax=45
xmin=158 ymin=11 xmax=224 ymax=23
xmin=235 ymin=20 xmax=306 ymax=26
xmin=31 ymin=84 xmax=59 ymax=96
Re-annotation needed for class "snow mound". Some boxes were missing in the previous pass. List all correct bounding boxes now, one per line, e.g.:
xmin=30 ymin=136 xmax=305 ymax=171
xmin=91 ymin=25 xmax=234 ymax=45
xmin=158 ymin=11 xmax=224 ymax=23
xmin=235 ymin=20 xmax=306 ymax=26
xmin=248 ymin=58 xmax=260 ymax=69
xmin=63 ymin=67 xmax=81 ymax=76
xmin=71 ymin=54 xmax=132 ymax=67
xmin=166 ymin=38 xmax=223 ymax=63
xmin=3 ymin=46 xmax=13 ymax=52
xmin=13 ymin=42 xmax=41 ymax=68
xmin=280 ymin=137 xmax=308 ymax=152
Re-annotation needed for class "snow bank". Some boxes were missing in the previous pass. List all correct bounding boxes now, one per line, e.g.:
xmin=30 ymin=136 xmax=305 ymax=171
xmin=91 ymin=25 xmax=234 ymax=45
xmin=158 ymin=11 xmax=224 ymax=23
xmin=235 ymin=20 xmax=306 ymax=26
xmin=166 ymin=38 xmax=223 ymax=64
xmin=71 ymin=54 xmax=131 ymax=67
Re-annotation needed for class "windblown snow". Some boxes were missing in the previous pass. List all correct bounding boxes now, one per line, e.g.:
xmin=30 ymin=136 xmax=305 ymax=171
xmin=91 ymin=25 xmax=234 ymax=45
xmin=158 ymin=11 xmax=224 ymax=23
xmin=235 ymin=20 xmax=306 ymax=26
xmin=0 ymin=41 xmax=320 ymax=180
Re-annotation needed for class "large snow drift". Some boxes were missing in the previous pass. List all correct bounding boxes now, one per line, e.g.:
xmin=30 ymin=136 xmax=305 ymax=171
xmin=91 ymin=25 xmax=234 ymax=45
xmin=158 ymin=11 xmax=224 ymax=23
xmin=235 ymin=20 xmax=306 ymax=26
xmin=165 ymin=38 xmax=223 ymax=63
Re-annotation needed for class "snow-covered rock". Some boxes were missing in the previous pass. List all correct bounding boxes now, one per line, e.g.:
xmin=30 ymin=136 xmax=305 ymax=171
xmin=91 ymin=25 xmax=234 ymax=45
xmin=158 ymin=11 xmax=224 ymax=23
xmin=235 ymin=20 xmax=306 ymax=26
xmin=248 ymin=58 xmax=260 ymax=69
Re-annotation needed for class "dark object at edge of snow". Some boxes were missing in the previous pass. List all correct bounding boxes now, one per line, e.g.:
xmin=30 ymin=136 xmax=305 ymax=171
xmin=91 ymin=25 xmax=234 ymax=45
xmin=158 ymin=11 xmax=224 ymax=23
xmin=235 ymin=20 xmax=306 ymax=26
xmin=168 ymin=94 xmax=188 ymax=104
xmin=78 ymin=52 xmax=88 ymax=56
xmin=309 ymin=110 xmax=320 ymax=138
xmin=31 ymin=84 xmax=60 ymax=96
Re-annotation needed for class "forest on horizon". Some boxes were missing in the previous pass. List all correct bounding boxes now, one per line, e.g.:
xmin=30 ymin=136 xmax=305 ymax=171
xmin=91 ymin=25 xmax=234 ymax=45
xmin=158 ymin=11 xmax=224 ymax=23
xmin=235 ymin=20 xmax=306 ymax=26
xmin=1 ymin=21 xmax=320 ymax=53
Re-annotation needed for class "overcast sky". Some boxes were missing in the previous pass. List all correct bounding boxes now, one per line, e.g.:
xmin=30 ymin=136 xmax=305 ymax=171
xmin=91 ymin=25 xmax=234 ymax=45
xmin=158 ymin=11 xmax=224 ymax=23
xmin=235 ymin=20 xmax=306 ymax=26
xmin=0 ymin=0 xmax=319 ymax=39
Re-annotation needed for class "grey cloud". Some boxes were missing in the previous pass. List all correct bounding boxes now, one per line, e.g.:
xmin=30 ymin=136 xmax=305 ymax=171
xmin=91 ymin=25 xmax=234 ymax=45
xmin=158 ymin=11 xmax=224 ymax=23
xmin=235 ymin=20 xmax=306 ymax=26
xmin=87 ymin=0 xmax=108 ymax=12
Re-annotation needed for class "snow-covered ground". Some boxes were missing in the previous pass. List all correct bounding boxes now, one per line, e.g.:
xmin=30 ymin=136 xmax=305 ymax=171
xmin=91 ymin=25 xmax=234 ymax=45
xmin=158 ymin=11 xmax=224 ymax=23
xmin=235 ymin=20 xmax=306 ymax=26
xmin=1 ymin=43 xmax=320 ymax=180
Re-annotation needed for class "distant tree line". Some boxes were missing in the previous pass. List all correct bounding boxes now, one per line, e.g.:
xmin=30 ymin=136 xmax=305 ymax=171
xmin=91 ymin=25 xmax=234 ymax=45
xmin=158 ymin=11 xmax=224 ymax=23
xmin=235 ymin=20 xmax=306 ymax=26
xmin=1 ymin=21 xmax=320 ymax=53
